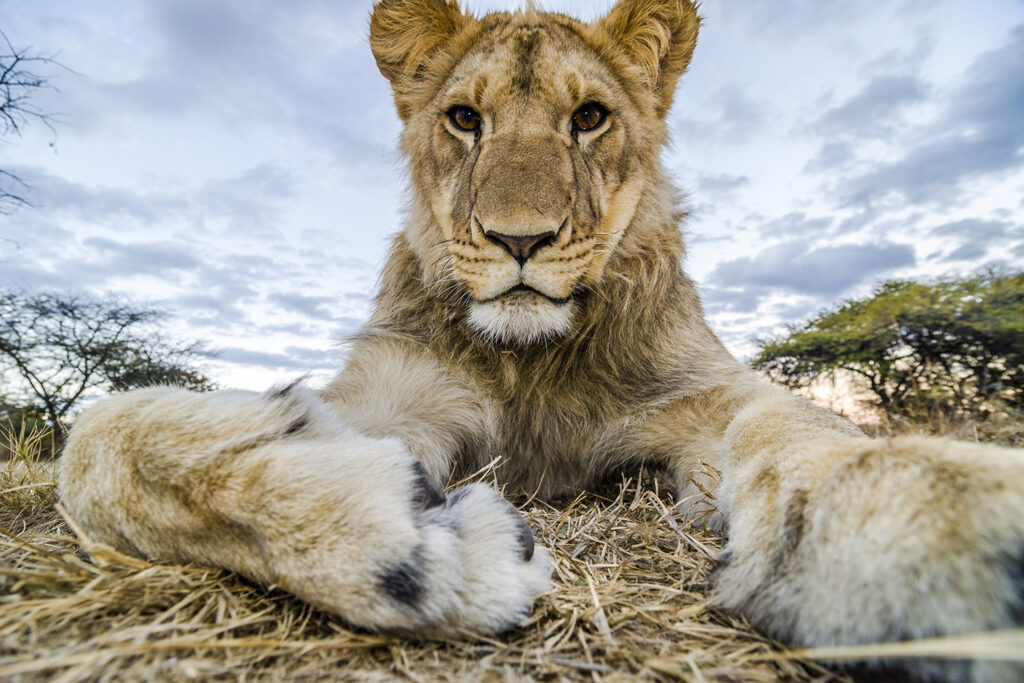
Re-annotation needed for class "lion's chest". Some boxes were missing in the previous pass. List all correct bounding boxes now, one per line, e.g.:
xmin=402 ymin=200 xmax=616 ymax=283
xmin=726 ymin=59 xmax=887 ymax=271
xmin=463 ymin=388 xmax=637 ymax=499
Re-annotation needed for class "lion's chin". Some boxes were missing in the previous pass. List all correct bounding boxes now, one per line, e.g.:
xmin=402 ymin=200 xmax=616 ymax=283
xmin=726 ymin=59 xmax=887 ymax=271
xmin=467 ymin=294 xmax=576 ymax=345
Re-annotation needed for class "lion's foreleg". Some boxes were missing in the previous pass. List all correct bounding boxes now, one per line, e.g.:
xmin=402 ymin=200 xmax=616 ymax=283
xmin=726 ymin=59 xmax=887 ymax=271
xmin=697 ymin=381 xmax=1024 ymax=682
xmin=322 ymin=337 xmax=487 ymax=485
xmin=59 ymin=385 xmax=550 ymax=636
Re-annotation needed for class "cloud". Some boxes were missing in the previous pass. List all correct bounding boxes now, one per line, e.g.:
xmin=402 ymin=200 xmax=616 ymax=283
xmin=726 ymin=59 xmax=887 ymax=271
xmin=696 ymin=173 xmax=751 ymax=196
xmin=173 ymin=293 xmax=249 ymax=326
xmin=843 ymin=24 xmax=1024 ymax=205
xmin=752 ymin=212 xmax=834 ymax=240
xmin=858 ymin=30 xmax=936 ymax=80
xmin=929 ymin=219 xmax=1012 ymax=241
xmin=294 ymin=249 xmax=371 ymax=272
xmin=0 ymin=260 xmax=78 ymax=291
xmin=766 ymin=298 xmax=820 ymax=323
xmin=0 ymin=213 xmax=74 ymax=251
xmin=726 ymin=1 xmax=876 ymax=36
xmin=812 ymin=75 xmax=929 ymax=141
xmin=283 ymin=345 xmax=342 ymax=368
xmin=334 ymin=316 xmax=369 ymax=338
xmin=700 ymin=285 xmax=763 ymax=315
xmin=214 ymin=344 xmax=338 ymax=371
xmin=267 ymin=292 xmax=336 ymax=319
xmin=81 ymin=237 xmax=202 ymax=274
xmin=341 ymin=291 xmax=374 ymax=304
xmin=191 ymin=165 xmax=297 ymax=237
xmin=943 ymin=242 xmax=989 ymax=262
xmin=140 ymin=0 xmax=398 ymax=164
xmin=6 ymin=163 xmax=295 ymax=236
xmin=1 ymin=240 xmax=175 ymax=292
xmin=804 ymin=141 xmax=856 ymax=173
xmin=674 ymin=86 xmax=768 ymax=145
xmin=6 ymin=165 xmax=182 ymax=223
xmin=707 ymin=240 xmax=916 ymax=297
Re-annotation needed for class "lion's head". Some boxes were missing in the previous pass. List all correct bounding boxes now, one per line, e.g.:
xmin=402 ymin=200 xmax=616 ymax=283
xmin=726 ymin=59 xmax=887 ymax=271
xmin=369 ymin=0 xmax=698 ymax=345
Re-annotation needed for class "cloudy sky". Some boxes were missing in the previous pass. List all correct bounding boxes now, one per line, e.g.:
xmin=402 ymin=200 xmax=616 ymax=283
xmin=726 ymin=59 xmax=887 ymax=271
xmin=1 ymin=0 xmax=1022 ymax=391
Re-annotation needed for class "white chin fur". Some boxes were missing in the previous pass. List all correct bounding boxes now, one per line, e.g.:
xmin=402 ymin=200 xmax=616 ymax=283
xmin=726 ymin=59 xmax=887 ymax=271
xmin=467 ymin=295 xmax=575 ymax=345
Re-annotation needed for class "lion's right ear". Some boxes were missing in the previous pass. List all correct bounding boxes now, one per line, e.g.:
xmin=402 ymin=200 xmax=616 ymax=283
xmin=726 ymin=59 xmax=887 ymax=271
xmin=370 ymin=0 xmax=472 ymax=86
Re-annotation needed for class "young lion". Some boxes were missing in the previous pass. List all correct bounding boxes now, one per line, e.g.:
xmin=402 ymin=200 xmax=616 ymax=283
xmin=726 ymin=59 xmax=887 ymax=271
xmin=60 ymin=0 xmax=1024 ymax=679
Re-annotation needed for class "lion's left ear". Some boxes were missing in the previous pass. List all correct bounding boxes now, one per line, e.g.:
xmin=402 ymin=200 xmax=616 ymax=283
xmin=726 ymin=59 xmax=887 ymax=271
xmin=593 ymin=0 xmax=700 ymax=116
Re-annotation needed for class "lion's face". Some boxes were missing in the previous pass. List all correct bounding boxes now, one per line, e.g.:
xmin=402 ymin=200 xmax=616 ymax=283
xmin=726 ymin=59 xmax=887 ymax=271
xmin=411 ymin=20 xmax=651 ymax=344
xmin=370 ymin=0 xmax=698 ymax=345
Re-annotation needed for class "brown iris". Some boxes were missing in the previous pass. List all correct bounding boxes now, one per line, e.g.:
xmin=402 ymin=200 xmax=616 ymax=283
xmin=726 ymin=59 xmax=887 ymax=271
xmin=448 ymin=105 xmax=481 ymax=132
xmin=572 ymin=102 xmax=608 ymax=133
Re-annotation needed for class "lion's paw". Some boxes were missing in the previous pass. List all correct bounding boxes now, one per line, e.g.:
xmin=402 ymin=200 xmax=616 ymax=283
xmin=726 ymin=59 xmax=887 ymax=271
xmin=349 ymin=478 xmax=551 ymax=638
xmin=426 ymin=483 xmax=552 ymax=635
xmin=714 ymin=436 xmax=1024 ymax=682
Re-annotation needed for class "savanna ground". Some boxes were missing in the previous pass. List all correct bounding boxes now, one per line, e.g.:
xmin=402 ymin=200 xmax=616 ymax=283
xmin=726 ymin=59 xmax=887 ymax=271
xmin=1 ymin=415 xmax=1022 ymax=682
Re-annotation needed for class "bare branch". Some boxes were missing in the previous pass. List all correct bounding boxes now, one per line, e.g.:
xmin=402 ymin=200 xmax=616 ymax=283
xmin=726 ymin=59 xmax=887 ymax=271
xmin=0 ymin=29 xmax=69 ymax=213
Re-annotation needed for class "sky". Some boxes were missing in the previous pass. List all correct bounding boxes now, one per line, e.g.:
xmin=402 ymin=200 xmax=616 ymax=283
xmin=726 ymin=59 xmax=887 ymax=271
xmin=1 ymin=0 xmax=1022 ymax=391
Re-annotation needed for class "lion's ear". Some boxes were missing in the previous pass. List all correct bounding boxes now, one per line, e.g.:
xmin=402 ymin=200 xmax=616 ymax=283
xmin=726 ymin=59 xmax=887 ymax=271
xmin=594 ymin=0 xmax=700 ymax=116
xmin=370 ymin=0 xmax=471 ymax=84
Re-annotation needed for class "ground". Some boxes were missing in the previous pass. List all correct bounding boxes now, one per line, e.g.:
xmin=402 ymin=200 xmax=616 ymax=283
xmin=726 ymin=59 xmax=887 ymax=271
xmin=0 ymin=419 xmax=1019 ymax=681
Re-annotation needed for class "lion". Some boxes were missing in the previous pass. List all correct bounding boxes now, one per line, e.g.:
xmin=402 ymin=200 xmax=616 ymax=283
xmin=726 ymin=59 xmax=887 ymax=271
xmin=59 ymin=1 xmax=1024 ymax=680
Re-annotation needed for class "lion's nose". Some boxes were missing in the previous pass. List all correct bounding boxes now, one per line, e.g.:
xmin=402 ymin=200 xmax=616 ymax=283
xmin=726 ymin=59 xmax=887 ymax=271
xmin=484 ymin=231 xmax=556 ymax=266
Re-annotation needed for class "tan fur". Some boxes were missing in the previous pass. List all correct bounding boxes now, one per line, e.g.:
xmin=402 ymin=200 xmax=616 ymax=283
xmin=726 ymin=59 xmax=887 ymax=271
xmin=60 ymin=2 xmax=1024 ymax=679
xmin=60 ymin=384 xmax=551 ymax=635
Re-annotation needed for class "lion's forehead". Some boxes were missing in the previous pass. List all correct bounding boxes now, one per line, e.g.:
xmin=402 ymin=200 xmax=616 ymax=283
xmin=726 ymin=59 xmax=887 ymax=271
xmin=439 ymin=20 xmax=622 ymax=119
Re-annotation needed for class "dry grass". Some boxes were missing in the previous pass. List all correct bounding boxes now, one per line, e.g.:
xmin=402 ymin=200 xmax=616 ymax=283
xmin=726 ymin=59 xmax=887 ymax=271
xmin=0 ymin=426 xmax=838 ymax=682
xmin=0 ymin=421 xmax=1021 ymax=682
xmin=864 ymin=411 xmax=1024 ymax=448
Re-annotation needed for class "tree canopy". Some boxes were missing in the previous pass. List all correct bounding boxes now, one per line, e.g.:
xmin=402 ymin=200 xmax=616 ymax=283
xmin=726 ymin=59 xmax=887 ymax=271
xmin=0 ymin=291 xmax=214 ymax=433
xmin=752 ymin=271 xmax=1024 ymax=424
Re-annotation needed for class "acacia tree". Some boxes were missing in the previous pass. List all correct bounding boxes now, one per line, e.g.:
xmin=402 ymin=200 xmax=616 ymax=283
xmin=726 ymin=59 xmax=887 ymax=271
xmin=752 ymin=271 xmax=1024 ymax=424
xmin=0 ymin=29 xmax=62 ymax=213
xmin=0 ymin=291 xmax=215 ymax=433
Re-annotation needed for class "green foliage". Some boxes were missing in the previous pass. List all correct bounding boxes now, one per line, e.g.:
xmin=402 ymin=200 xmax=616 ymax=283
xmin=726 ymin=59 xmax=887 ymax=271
xmin=0 ymin=291 xmax=215 ymax=434
xmin=752 ymin=270 xmax=1024 ymax=423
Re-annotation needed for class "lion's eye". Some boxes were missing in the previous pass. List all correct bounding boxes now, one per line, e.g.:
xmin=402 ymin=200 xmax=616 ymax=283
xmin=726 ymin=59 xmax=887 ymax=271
xmin=448 ymin=105 xmax=481 ymax=132
xmin=572 ymin=102 xmax=608 ymax=133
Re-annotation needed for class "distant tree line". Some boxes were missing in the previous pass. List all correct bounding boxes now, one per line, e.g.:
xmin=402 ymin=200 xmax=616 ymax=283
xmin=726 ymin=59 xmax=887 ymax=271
xmin=752 ymin=270 xmax=1024 ymax=426
xmin=0 ymin=291 xmax=214 ymax=435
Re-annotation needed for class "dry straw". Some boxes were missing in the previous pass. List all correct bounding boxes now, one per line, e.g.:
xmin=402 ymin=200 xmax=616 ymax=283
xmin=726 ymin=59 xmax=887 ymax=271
xmin=0 ymin=424 xmax=1019 ymax=681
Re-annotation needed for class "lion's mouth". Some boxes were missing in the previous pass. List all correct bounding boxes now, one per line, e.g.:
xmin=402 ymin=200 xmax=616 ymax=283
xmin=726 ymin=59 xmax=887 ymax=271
xmin=487 ymin=283 xmax=572 ymax=305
